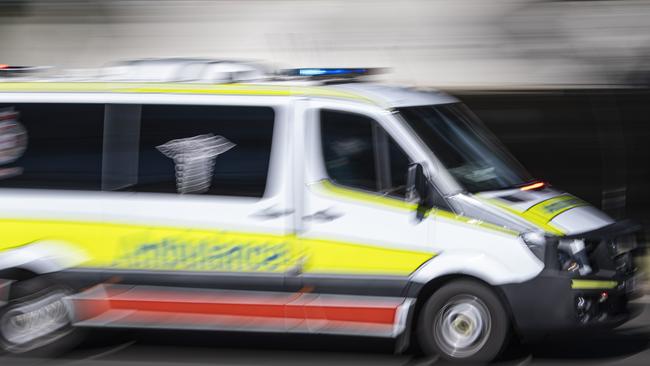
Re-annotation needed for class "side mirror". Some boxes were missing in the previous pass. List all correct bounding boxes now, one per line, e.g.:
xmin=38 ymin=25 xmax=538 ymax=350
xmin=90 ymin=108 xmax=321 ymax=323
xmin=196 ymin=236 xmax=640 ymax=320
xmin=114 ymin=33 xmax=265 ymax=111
xmin=406 ymin=163 xmax=434 ymax=220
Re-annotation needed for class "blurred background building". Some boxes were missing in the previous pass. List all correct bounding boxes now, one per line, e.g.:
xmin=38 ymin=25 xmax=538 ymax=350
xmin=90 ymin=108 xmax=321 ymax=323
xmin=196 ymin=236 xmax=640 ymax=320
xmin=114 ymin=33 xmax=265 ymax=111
xmin=1 ymin=0 xmax=650 ymax=86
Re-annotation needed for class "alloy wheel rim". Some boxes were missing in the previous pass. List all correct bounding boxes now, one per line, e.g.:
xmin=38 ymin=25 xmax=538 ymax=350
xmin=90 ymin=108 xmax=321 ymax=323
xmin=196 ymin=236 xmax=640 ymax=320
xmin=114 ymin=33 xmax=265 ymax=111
xmin=433 ymin=295 xmax=491 ymax=358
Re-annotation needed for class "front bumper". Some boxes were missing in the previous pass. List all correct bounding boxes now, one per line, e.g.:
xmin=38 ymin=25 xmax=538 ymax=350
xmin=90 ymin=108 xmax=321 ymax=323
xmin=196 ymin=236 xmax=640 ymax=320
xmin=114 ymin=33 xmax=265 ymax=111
xmin=500 ymin=271 xmax=641 ymax=339
xmin=501 ymin=220 xmax=645 ymax=339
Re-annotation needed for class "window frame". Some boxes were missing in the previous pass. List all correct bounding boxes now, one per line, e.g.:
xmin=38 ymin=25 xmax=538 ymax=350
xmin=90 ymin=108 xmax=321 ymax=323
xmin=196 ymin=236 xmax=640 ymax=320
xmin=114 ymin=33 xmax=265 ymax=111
xmin=0 ymin=93 xmax=292 ymax=201
xmin=305 ymin=100 xmax=453 ymax=212
xmin=108 ymin=103 xmax=278 ymax=198
xmin=0 ymin=102 xmax=106 ymax=191
xmin=319 ymin=108 xmax=412 ymax=199
xmin=311 ymin=104 xmax=425 ymax=202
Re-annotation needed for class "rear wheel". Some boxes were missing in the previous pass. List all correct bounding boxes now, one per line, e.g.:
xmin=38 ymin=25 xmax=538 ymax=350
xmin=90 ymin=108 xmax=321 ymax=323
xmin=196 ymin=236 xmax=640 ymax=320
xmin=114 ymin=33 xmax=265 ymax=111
xmin=416 ymin=280 xmax=510 ymax=363
xmin=0 ymin=277 xmax=80 ymax=356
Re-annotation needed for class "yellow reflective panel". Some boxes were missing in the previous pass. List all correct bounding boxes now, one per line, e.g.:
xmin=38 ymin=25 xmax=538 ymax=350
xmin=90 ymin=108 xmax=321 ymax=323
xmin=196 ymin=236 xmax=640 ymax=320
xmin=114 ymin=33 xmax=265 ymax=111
xmin=0 ymin=82 xmax=376 ymax=105
xmin=482 ymin=197 xmax=565 ymax=235
xmin=123 ymin=83 xmax=293 ymax=97
xmin=301 ymin=237 xmax=434 ymax=276
xmin=0 ymin=219 xmax=299 ymax=273
xmin=486 ymin=194 xmax=588 ymax=235
xmin=433 ymin=209 xmax=519 ymax=236
xmin=300 ymin=86 xmax=377 ymax=105
xmin=0 ymin=218 xmax=434 ymax=276
xmin=315 ymin=180 xmax=518 ymax=236
xmin=571 ymin=279 xmax=618 ymax=290
xmin=526 ymin=195 xmax=588 ymax=221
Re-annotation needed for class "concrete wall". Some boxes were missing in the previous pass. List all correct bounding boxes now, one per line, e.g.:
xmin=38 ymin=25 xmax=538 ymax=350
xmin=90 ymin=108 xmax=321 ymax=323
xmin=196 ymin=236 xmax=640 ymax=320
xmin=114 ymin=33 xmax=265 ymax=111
xmin=2 ymin=0 xmax=650 ymax=86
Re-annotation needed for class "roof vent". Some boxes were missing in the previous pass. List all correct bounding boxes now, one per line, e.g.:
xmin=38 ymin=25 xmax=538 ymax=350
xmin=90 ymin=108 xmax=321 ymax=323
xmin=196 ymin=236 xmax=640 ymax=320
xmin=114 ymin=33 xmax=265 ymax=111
xmin=100 ymin=58 xmax=268 ymax=83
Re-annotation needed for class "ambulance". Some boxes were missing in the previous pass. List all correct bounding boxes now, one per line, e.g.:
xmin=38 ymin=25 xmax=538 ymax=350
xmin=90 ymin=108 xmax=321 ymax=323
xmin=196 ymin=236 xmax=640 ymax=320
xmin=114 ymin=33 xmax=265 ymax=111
xmin=0 ymin=64 xmax=643 ymax=362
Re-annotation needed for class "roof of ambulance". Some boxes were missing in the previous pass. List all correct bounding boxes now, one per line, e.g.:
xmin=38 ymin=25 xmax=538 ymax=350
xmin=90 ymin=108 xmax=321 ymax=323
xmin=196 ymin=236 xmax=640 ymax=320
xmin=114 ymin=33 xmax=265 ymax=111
xmin=0 ymin=80 xmax=458 ymax=108
xmin=326 ymin=83 xmax=458 ymax=107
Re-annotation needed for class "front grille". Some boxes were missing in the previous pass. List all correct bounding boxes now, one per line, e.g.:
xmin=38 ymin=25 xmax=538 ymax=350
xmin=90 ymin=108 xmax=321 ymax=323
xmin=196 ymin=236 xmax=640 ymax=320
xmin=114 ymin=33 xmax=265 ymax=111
xmin=556 ymin=220 xmax=644 ymax=278
xmin=586 ymin=234 xmax=640 ymax=277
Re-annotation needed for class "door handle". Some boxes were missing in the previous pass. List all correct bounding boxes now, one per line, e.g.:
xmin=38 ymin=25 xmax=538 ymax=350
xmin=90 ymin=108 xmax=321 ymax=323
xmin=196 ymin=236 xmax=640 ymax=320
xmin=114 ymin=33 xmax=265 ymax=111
xmin=251 ymin=207 xmax=294 ymax=220
xmin=303 ymin=208 xmax=344 ymax=222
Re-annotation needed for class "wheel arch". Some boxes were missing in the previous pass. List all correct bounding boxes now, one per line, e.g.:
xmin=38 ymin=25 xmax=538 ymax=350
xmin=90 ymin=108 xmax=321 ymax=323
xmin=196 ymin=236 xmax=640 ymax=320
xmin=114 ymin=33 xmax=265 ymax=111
xmin=403 ymin=249 xmax=542 ymax=339
xmin=0 ymin=267 xmax=39 ymax=281
xmin=0 ymin=267 xmax=40 ymax=306
xmin=0 ymin=240 xmax=87 ymax=276
xmin=403 ymin=273 xmax=519 ymax=353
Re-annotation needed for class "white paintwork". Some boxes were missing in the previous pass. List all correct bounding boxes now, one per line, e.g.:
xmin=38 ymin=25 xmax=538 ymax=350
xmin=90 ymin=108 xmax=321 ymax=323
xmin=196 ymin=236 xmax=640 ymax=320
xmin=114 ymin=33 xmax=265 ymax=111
xmin=330 ymin=83 xmax=458 ymax=108
xmin=412 ymin=204 xmax=545 ymax=286
xmin=411 ymin=222 xmax=544 ymax=285
xmin=551 ymin=205 xmax=615 ymax=235
xmin=476 ymin=188 xmax=615 ymax=235
xmin=393 ymin=298 xmax=415 ymax=338
xmin=0 ymin=92 xmax=294 ymax=107
xmin=299 ymin=100 xmax=433 ymax=253
xmin=0 ymin=240 xmax=88 ymax=274
xmin=449 ymin=193 xmax=538 ymax=234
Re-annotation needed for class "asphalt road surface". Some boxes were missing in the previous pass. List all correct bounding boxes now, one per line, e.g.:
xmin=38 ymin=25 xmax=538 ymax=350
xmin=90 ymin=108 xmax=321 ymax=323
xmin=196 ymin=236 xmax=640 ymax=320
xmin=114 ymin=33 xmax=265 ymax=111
xmin=2 ymin=297 xmax=650 ymax=366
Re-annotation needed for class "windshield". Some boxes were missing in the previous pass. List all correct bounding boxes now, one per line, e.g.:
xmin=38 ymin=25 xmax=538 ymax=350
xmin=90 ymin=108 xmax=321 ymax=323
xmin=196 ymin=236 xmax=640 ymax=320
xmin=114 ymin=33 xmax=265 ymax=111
xmin=397 ymin=103 xmax=533 ymax=193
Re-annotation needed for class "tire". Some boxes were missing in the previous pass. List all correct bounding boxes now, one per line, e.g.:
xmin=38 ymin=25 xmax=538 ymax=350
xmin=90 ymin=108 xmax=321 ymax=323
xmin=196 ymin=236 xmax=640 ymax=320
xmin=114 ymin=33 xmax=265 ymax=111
xmin=416 ymin=280 xmax=510 ymax=363
xmin=0 ymin=276 xmax=81 ymax=356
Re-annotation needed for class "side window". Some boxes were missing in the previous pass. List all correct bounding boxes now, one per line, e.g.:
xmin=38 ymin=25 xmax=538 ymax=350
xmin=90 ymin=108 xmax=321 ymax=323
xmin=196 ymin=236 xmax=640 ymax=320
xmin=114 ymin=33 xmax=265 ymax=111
xmin=320 ymin=110 xmax=411 ymax=198
xmin=133 ymin=105 xmax=274 ymax=197
xmin=0 ymin=103 xmax=104 ymax=190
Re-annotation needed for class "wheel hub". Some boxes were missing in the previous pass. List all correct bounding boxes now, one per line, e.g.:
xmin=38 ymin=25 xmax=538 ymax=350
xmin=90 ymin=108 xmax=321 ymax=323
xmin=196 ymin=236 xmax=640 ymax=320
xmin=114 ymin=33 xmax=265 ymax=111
xmin=434 ymin=295 xmax=491 ymax=358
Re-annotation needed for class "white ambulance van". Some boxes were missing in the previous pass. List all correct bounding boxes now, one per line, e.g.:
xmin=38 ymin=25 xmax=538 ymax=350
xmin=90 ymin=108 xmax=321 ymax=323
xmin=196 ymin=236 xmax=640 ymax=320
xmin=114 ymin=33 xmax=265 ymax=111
xmin=0 ymin=65 xmax=643 ymax=362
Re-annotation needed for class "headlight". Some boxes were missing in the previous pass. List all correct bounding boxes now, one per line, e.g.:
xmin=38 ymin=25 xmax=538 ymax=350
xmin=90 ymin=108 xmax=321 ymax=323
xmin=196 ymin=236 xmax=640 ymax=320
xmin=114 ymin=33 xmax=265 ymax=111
xmin=522 ymin=233 xmax=594 ymax=275
xmin=521 ymin=231 xmax=547 ymax=262
xmin=558 ymin=238 xmax=592 ymax=275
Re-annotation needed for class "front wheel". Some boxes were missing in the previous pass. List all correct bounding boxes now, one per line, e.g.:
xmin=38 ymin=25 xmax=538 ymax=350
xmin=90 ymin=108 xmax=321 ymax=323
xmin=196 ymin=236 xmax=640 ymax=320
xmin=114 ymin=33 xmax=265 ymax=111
xmin=416 ymin=280 xmax=510 ymax=363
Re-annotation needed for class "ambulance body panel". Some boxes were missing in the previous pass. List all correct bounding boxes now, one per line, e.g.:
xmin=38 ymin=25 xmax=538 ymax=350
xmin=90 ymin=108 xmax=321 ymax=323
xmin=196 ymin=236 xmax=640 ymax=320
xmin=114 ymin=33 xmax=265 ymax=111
xmin=0 ymin=77 xmax=641 ymax=362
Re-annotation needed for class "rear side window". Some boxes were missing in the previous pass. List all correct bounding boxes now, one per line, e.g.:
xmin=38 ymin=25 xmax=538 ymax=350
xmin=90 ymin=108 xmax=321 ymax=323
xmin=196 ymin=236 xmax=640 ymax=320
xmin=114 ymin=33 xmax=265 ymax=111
xmin=320 ymin=110 xmax=411 ymax=198
xmin=0 ymin=103 xmax=104 ymax=190
xmin=133 ymin=105 xmax=275 ymax=197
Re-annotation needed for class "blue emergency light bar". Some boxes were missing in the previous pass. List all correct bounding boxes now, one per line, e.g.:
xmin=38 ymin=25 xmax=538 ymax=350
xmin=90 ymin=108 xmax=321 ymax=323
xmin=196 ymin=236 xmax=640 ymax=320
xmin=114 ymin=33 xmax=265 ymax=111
xmin=298 ymin=68 xmax=369 ymax=76
xmin=282 ymin=68 xmax=383 ymax=78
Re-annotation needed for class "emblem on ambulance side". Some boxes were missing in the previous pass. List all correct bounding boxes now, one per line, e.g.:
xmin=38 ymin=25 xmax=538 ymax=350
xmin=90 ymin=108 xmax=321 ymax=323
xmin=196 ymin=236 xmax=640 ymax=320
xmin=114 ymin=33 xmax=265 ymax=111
xmin=0 ymin=109 xmax=27 ymax=179
xmin=0 ymin=110 xmax=27 ymax=164
xmin=157 ymin=134 xmax=236 ymax=194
